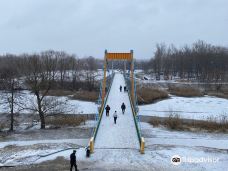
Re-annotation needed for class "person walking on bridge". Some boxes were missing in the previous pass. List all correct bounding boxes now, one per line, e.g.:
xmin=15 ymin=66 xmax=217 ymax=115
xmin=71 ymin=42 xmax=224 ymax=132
xmin=121 ymin=102 xmax=126 ymax=114
xmin=105 ymin=105 xmax=111 ymax=116
xmin=113 ymin=111 xmax=118 ymax=124
xmin=119 ymin=85 xmax=122 ymax=92
xmin=124 ymin=86 xmax=127 ymax=92
xmin=70 ymin=150 xmax=78 ymax=171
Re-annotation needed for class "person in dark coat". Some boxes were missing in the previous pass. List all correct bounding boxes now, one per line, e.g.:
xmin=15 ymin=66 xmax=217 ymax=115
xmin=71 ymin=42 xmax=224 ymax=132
xmin=113 ymin=111 xmax=118 ymax=124
xmin=124 ymin=86 xmax=126 ymax=92
xmin=119 ymin=85 xmax=122 ymax=92
xmin=70 ymin=150 xmax=78 ymax=171
xmin=121 ymin=103 xmax=126 ymax=114
xmin=105 ymin=105 xmax=111 ymax=116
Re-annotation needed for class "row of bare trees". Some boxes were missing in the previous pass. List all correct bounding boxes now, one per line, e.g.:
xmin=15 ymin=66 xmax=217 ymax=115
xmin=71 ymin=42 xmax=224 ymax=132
xmin=0 ymin=50 xmax=99 ymax=130
xmin=138 ymin=41 xmax=228 ymax=82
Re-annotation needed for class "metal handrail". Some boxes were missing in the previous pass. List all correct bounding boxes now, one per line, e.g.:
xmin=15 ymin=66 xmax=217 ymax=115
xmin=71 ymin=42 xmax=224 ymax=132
xmin=124 ymin=75 xmax=142 ymax=145
xmin=92 ymin=73 xmax=115 ymax=141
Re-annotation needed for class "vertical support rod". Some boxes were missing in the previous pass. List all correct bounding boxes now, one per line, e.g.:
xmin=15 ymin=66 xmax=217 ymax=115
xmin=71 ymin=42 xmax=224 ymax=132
xmin=101 ymin=50 xmax=107 ymax=113
xmin=112 ymin=60 xmax=114 ymax=75
xmin=130 ymin=50 xmax=134 ymax=111
xmin=124 ymin=60 xmax=126 ymax=76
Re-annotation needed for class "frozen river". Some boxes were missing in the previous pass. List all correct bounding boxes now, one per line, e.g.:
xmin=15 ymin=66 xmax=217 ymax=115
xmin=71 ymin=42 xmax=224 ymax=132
xmin=139 ymin=95 xmax=228 ymax=121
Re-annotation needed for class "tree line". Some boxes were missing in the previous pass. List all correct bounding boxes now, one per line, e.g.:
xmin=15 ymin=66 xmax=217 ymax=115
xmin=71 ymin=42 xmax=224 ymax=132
xmin=0 ymin=50 xmax=100 ymax=90
xmin=137 ymin=41 xmax=228 ymax=82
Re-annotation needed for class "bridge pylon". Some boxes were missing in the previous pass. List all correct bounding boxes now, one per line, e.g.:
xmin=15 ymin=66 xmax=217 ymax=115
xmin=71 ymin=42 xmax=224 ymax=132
xmin=90 ymin=50 xmax=144 ymax=154
xmin=101 ymin=50 xmax=134 ymax=108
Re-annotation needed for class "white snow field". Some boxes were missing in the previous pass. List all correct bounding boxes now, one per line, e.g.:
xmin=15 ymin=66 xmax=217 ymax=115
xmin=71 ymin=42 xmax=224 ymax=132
xmin=94 ymin=73 xmax=139 ymax=149
xmin=139 ymin=95 xmax=228 ymax=121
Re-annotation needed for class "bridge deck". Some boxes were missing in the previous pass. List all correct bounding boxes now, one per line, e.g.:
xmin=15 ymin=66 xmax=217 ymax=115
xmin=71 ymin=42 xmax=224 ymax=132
xmin=94 ymin=73 xmax=139 ymax=149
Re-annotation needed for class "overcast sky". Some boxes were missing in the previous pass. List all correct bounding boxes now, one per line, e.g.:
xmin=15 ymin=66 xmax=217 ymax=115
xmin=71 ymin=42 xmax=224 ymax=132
xmin=0 ymin=0 xmax=227 ymax=59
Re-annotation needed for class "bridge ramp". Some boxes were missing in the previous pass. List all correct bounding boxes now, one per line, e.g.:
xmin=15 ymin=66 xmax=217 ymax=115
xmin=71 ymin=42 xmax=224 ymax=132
xmin=95 ymin=73 xmax=139 ymax=149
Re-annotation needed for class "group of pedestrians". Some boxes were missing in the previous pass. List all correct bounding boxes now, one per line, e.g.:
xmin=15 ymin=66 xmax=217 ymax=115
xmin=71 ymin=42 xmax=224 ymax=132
xmin=69 ymin=101 xmax=126 ymax=169
xmin=69 ymin=84 xmax=128 ymax=170
xmin=119 ymin=85 xmax=127 ymax=92
xmin=105 ymin=102 xmax=126 ymax=124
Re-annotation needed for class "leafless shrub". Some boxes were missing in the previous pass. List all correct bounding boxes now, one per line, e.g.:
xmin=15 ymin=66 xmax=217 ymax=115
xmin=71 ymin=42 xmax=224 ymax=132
xmin=148 ymin=114 xmax=228 ymax=133
xmin=168 ymin=86 xmax=203 ymax=97
xmin=207 ymin=91 xmax=228 ymax=99
xmin=42 ymin=90 xmax=74 ymax=97
xmin=46 ymin=115 xmax=86 ymax=127
xmin=148 ymin=118 xmax=161 ymax=127
xmin=164 ymin=113 xmax=183 ymax=130
xmin=137 ymin=87 xmax=168 ymax=105
xmin=71 ymin=91 xmax=99 ymax=102
xmin=42 ymin=89 xmax=99 ymax=102
xmin=195 ymin=115 xmax=228 ymax=132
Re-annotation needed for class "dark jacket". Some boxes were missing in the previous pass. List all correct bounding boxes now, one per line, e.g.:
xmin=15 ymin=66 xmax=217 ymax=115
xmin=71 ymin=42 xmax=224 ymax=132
xmin=70 ymin=152 xmax=76 ymax=164
xmin=121 ymin=104 xmax=126 ymax=110
xmin=105 ymin=106 xmax=110 ymax=111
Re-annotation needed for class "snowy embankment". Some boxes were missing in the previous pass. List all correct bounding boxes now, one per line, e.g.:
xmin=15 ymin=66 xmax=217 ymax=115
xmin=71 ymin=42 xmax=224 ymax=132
xmin=35 ymin=122 xmax=228 ymax=171
xmin=142 ymin=122 xmax=228 ymax=149
xmin=139 ymin=95 xmax=228 ymax=121
xmin=0 ymin=139 xmax=89 ymax=167
xmin=1 ymin=122 xmax=227 ymax=170
xmin=0 ymin=139 xmax=88 ymax=149
xmin=0 ymin=120 xmax=96 ymax=167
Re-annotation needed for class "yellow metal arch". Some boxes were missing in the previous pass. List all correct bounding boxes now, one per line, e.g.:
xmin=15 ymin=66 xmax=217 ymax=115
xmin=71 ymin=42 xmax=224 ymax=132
xmin=101 ymin=50 xmax=135 ymax=110
xmin=106 ymin=53 xmax=132 ymax=61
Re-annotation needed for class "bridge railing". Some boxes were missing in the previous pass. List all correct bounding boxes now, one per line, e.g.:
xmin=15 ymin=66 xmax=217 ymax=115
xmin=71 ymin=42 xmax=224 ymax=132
xmin=89 ymin=72 xmax=115 ymax=152
xmin=124 ymin=72 xmax=144 ymax=154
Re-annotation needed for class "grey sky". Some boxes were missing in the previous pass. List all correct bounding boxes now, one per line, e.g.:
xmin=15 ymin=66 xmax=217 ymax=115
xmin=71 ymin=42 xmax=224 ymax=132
xmin=0 ymin=0 xmax=227 ymax=59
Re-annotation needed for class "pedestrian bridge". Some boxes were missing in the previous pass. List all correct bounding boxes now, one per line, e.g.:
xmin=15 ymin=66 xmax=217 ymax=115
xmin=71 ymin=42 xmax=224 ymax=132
xmin=89 ymin=51 xmax=144 ymax=154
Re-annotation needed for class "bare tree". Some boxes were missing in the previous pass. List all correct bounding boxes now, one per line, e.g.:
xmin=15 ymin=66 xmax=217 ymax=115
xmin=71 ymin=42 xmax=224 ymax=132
xmin=0 ymin=56 xmax=22 ymax=131
xmin=70 ymin=56 xmax=81 ymax=90
xmin=153 ymin=44 xmax=166 ymax=78
xmin=84 ymin=56 xmax=98 ymax=91
xmin=22 ymin=54 xmax=60 ymax=129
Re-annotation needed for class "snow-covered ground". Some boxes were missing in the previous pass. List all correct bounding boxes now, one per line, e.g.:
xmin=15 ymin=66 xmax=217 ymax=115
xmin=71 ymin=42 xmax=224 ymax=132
xmin=0 ymin=139 xmax=89 ymax=166
xmin=0 ymin=138 xmax=88 ymax=149
xmin=139 ymin=95 xmax=228 ymax=121
xmin=1 ymin=121 xmax=227 ymax=170
xmin=35 ymin=122 xmax=228 ymax=170
xmin=67 ymin=98 xmax=98 ymax=114
xmin=0 ymin=120 xmax=95 ymax=167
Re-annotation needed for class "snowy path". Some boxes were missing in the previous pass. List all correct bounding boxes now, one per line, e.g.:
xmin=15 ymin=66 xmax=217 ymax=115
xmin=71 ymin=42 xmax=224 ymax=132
xmin=94 ymin=73 xmax=139 ymax=149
